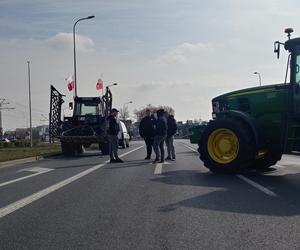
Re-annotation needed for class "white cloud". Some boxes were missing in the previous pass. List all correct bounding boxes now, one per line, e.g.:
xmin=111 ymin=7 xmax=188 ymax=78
xmin=156 ymin=42 xmax=214 ymax=65
xmin=46 ymin=33 xmax=95 ymax=52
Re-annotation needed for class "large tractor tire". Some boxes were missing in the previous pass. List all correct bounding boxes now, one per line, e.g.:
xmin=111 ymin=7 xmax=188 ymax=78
xmin=100 ymin=142 xmax=109 ymax=155
xmin=254 ymin=151 xmax=280 ymax=170
xmin=61 ymin=142 xmax=76 ymax=157
xmin=199 ymin=117 xmax=255 ymax=173
xmin=75 ymin=144 xmax=84 ymax=154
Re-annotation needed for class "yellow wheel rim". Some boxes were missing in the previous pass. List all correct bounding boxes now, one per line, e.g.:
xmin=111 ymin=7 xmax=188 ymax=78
xmin=207 ymin=128 xmax=239 ymax=164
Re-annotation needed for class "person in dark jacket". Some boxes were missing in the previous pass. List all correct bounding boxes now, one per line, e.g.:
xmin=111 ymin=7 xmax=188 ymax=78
xmin=107 ymin=108 xmax=123 ymax=163
xmin=139 ymin=109 xmax=155 ymax=160
xmin=152 ymin=109 xmax=167 ymax=163
xmin=165 ymin=114 xmax=177 ymax=160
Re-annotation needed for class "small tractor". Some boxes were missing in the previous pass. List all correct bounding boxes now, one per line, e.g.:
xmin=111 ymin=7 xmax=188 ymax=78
xmin=191 ymin=28 xmax=300 ymax=173
xmin=49 ymin=85 xmax=113 ymax=156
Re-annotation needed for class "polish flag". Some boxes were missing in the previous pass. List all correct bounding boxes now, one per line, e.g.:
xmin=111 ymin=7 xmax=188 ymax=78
xmin=96 ymin=78 xmax=104 ymax=90
xmin=66 ymin=76 xmax=75 ymax=91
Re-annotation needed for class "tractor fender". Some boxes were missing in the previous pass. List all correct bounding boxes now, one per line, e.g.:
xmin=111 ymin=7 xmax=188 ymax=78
xmin=216 ymin=110 xmax=266 ymax=148
xmin=189 ymin=125 xmax=207 ymax=145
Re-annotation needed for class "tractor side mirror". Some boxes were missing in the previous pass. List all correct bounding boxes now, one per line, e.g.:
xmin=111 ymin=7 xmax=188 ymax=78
xmin=274 ymin=41 xmax=280 ymax=59
xmin=69 ymin=102 xmax=73 ymax=110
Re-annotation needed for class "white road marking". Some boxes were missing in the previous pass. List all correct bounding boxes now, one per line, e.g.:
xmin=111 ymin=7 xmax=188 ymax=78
xmin=275 ymin=164 xmax=285 ymax=169
xmin=0 ymin=145 xmax=144 ymax=219
xmin=182 ymin=143 xmax=198 ymax=153
xmin=17 ymin=167 xmax=53 ymax=173
xmin=236 ymin=174 xmax=278 ymax=197
xmin=154 ymin=161 xmax=170 ymax=175
xmin=182 ymin=143 xmax=279 ymax=195
xmin=154 ymin=163 xmax=163 ymax=175
xmin=0 ymin=167 xmax=53 ymax=188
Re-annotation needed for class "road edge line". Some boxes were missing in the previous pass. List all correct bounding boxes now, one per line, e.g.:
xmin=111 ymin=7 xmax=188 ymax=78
xmin=0 ymin=145 xmax=144 ymax=219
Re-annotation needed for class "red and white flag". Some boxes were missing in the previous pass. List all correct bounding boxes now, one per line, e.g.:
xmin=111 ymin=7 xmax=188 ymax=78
xmin=96 ymin=78 xmax=104 ymax=90
xmin=66 ymin=76 xmax=75 ymax=91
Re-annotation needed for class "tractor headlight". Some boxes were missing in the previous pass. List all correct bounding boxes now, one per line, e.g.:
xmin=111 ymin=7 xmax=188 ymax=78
xmin=212 ymin=101 xmax=220 ymax=114
xmin=212 ymin=100 xmax=228 ymax=117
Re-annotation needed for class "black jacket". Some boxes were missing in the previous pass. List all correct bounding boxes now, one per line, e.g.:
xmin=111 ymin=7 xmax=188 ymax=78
xmin=107 ymin=115 xmax=120 ymax=136
xmin=167 ymin=117 xmax=177 ymax=137
xmin=139 ymin=116 xmax=155 ymax=138
xmin=154 ymin=116 xmax=167 ymax=137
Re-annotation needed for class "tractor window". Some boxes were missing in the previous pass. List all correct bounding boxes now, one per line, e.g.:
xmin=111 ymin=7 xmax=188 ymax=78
xmin=78 ymin=102 xmax=98 ymax=116
xmin=296 ymin=54 xmax=300 ymax=84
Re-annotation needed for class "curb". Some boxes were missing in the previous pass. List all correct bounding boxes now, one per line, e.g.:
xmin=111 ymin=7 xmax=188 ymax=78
xmin=0 ymin=157 xmax=39 ymax=169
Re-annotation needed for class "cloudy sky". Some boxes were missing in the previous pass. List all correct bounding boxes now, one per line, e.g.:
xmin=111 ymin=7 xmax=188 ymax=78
xmin=0 ymin=0 xmax=299 ymax=130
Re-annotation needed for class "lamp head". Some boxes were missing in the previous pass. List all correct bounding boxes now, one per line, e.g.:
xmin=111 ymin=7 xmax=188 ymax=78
xmin=88 ymin=15 xmax=95 ymax=19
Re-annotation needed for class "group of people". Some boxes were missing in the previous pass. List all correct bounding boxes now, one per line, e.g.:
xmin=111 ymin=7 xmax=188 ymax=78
xmin=139 ymin=109 xmax=177 ymax=164
xmin=106 ymin=107 xmax=177 ymax=164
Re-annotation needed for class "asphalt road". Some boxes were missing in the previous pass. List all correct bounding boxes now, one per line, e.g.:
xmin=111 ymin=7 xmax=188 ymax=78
xmin=1 ymin=139 xmax=300 ymax=250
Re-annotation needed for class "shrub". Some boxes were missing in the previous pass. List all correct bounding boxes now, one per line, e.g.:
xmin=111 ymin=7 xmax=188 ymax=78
xmin=3 ymin=142 xmax=11 ymax=148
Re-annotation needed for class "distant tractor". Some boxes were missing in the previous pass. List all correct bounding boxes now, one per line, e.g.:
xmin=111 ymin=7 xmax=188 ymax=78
xmin=191 ymin=28 xmax=300 ymax=173
xmin=49 ymin=85 xmax=113 ymax=156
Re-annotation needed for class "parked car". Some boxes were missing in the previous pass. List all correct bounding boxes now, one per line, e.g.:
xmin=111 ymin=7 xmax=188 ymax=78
xmin=118 ymin=120 xmax=130 ymax=148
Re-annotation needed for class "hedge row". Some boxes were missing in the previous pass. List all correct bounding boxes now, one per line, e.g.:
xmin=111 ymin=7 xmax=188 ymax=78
xmin=0 ymin=140 xmax=39 ymax=148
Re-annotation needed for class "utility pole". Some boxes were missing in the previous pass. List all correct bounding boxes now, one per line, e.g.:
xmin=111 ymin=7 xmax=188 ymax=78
xmin=0 ymin=99 xmax=15 ymax=139
xmin=27 ymin=61 xmax=33 ymax=148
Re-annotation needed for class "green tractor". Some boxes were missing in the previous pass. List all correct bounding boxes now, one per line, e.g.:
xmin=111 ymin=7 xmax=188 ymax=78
xmin=192 ymin=28 xmax=300 ymax=173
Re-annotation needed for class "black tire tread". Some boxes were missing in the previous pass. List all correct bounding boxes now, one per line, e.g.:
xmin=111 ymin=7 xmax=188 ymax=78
xmin=199 ymin=117 xmax=254 ymax=173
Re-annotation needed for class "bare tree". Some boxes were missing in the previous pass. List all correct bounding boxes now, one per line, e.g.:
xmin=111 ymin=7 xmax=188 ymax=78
xmin=134 ymin=104 xmax=175 ymax=122
xmin=119 ymin=106 xmax=130 ymax=121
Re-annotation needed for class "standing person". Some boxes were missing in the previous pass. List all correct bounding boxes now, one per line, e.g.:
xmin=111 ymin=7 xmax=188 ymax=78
xmin=165 ymin=114 xmax=177 ymax=161
xmin=152 ymin=109 xmax=167 ymax=163
xmin=107 ymin=108 xmax=123 ymax=163
xmin=139 ymin=109 xmax=155 ymax=160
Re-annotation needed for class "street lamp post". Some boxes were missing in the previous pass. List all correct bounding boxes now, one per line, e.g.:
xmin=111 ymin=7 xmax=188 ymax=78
xmin=103 ymin=83 xmax=117 ymax=117
xmin=106 ymin=83 xmax=118 ymax=89
xmin=27 ymin=61 xmax=33 ymax=148
xmin=73 ymin=15 xmax=95 ymax=97
xmin=254 ymin=71 xmax=262 ymax=86
xmin=122 ymin=101 xmax=133 ymax=120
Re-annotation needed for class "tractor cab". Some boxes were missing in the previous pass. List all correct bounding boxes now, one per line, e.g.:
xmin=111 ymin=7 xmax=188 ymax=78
xmin=62 ymin=96 xmax=105 ymax=126
xmin=73 ymin=97 xmax=104 ymax=116
xmin=281 ymin=29 xmax=300 ymax=117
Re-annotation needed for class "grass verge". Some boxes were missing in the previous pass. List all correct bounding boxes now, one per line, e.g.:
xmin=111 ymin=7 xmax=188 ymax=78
xmin=0 ymin=143 xmax=61 ymax=163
